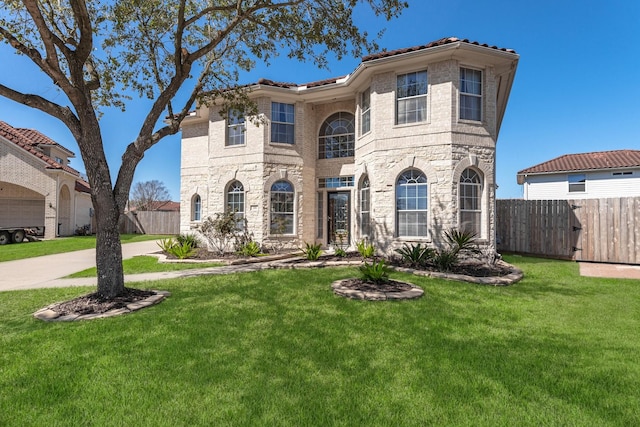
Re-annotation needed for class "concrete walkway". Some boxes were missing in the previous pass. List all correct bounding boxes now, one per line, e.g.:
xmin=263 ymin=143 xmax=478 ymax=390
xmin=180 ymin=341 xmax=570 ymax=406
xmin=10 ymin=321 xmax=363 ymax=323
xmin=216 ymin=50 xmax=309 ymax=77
xmin=0 ymin=240 xmax=165 ymax=291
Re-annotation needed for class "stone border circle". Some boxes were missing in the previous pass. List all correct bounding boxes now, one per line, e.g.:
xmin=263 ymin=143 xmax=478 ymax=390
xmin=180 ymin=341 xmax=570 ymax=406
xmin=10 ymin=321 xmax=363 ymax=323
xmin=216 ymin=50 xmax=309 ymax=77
xmin=332 ymin=279 xmax=424 ymax=301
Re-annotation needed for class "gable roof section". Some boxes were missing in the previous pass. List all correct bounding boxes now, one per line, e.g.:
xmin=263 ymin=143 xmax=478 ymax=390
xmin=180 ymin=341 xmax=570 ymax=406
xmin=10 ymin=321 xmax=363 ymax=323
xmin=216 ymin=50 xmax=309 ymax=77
xmin=0 ymin=120 xmax=80 ymax=176
xmin=517 ymin=150 xmax=640 ymax=182
xmin=16 ymin=127 xmax=75 ymax=156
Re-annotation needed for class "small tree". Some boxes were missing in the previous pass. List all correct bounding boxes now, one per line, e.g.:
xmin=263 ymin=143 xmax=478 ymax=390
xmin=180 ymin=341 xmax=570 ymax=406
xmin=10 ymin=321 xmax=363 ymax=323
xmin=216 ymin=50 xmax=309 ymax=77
xmin=199 ymin=212 xmax=241 ymax=256
xmin=129 ymin=180 xmax=171 ymax=211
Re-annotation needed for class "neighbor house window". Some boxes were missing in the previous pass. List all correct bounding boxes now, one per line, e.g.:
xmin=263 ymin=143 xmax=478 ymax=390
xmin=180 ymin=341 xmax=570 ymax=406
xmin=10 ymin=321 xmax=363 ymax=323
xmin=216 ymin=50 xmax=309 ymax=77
xmin=192 ymin=194 xmax=201 ymax=221
xmin=226 ymin=180 xmax=245 ymax=229
xmin=319 ymin=112 xmax=355 ymax=159
xmin=396 ymin=70 xmax=427 ymax=125
xmin=460 ymin=68 xmax=482 ymax=121
xmin=270 ymin=180 xmax=294 ymax=234
xmin=271 ymin=102 xmax=295 ymax=144
xmin=360 ymin=176 xmax=371 ymax=237
xmin=361 ymin=89 xmax=371 ymax=135
xmin=396 ymin=169 xmax=428 ymax=237
xmin=226 ymin=110 xmax=245 ymax=146
xmin=568 ymin=173 xmax=586 ymax=192
xmin=459 ymin=168 xmax=482 ymax=236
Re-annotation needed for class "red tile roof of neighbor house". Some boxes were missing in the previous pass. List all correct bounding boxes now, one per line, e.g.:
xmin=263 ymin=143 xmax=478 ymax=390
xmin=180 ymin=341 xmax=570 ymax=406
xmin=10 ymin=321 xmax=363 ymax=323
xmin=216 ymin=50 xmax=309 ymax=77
xmin=0 ymin=121 xmax=91 ymax=192
xmin=518 ymin=150 xmax=640 ymax=175
xmin=254 ymin=37 xmax=516 ymax=90
xmin=130 ymin=201 xmax=180 ymax=212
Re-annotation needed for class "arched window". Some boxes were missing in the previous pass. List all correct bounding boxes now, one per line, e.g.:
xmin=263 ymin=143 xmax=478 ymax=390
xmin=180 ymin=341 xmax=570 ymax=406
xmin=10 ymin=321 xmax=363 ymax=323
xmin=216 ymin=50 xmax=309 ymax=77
xmin=360 ymin=176 xmax=371 ymax=237
xmin=318 ymin=112 xmax=355 ymax=159
xmin=396 ymin=169 xmax=427 ymax=237
xmin=459 ymin=168 xmax=482 ymax=236
xmin=226 ymin=181 xmax=245 ymax=229
xmin=270 ymin=180 xmax=294 ymax=234
xmin=192 ymin=194 xmax=201 ymax=221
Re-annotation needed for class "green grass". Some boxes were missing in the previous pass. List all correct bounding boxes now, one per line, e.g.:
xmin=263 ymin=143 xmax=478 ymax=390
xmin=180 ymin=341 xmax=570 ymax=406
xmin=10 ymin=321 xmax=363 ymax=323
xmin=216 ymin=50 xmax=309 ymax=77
xmin=67 ymin=255 xmax=224 ymax=277
xmin=0 ymin=234 xmax=166 ymax=262
xmin=1 ymin=255 xmax=639 ymax=426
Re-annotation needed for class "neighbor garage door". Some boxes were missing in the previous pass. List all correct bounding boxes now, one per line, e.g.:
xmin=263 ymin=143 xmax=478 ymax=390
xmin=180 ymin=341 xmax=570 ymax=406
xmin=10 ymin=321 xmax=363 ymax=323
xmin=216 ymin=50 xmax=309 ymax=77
xmin=0 ymin=198 xmax=45 ymax=228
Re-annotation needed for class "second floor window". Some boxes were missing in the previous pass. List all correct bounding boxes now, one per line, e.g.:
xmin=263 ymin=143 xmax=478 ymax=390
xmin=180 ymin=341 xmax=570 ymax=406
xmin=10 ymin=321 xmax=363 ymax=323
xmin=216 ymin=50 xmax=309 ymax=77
xmin=361 ymin=89 xmax=371 ymax=135
xmin=271 ymin=102 xmax=295 ymax=144
xmin=460 ymin=68 xmax=482 ymax=121
xmin=319 ymin=112 xmax=355 ymax=159
xmin=226 ymin=110 xmax=245 ymax=146
xmin=396 ymin=71 xmax=427 ymax=125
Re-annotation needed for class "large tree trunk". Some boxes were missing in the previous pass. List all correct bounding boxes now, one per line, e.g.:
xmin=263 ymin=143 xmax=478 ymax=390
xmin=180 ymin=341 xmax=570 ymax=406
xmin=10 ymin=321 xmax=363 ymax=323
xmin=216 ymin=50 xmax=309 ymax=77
xmin=93 ymin=194 xmax=125 ymax=298
xmin=77 ymin=119 xmax=127 ymax=299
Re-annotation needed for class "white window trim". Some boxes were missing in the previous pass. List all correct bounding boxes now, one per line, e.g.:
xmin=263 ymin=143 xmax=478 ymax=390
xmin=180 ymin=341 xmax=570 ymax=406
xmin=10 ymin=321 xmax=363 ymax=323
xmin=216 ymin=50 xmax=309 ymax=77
xmin=459 ymin=66 xmax=483 ymax=122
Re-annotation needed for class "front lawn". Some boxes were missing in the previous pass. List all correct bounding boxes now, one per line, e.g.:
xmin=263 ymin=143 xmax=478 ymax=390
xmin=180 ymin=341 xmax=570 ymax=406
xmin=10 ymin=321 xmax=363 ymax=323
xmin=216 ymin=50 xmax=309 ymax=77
xmin=1 ymin=255 xmax=638 ymax=426
xmin=0 ymin=234 xmax=166 ymax=262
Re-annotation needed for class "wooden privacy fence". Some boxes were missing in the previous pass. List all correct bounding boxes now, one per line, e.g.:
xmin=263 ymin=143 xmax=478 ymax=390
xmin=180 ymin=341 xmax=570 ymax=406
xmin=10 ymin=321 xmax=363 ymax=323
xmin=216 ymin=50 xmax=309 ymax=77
xmin=119 ymin=211 xmax=179 ymax=235
xmin=496 ymin=198 xmax=640 ymax=265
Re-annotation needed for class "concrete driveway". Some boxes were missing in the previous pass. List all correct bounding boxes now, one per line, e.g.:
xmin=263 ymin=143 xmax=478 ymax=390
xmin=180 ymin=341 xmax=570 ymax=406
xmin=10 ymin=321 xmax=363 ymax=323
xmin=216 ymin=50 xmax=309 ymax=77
xmin=0 ymin=240 xmax=161 ymax=292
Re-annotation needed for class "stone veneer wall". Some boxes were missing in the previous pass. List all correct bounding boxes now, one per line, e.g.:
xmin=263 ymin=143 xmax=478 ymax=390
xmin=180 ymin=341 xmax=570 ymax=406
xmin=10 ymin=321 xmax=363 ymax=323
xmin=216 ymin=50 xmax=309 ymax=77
xmin=181 ymin=55 xmax=506 ymax=258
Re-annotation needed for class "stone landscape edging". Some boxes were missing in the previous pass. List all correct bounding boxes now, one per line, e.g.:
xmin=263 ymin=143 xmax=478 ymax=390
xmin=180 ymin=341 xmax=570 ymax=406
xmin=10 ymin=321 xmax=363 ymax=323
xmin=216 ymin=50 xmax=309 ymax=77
xmin=33 ymin=290 xmax=171 ymax=322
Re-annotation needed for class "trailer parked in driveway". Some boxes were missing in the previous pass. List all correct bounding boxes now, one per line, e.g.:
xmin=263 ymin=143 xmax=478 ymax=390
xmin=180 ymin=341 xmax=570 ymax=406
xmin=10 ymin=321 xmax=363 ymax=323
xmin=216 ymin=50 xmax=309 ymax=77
xmin=0 ymin=227 xmax=44 ymax=244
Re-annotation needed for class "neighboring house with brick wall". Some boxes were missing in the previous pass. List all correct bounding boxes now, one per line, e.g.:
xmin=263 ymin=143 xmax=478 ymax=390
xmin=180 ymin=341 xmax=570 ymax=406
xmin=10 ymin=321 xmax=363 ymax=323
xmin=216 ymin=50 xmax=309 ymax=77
xmin=0 ymin=121 xmax=93 ymax=239
xmin=517 ymin=150 xmax=640 ymax=200
xmin=180 ymin=37 xmax=519 ymax=257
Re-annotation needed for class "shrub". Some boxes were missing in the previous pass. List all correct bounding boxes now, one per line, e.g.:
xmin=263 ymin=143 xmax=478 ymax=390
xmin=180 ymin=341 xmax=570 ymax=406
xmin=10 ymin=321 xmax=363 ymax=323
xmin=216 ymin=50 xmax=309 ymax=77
xmin=167 ymin=241 xmax=197 ymax=259
xmin=302 ymin=242 xmax=323 ymax=261
xmin=432 ymin=249 xmax=459 ymax=272
xmin=199 ymin=211 xmax=241 ymax=255
xmin=356 ymin=239 xmax=375 ymax=259
xmin=395 ymin=243 xmax=435 ymax=268
xmin=176 ymin=233 xmax=199 ymax=249
xmin=334 ymin=248 xmax=347 ymax=257
xmin=445 ymin=229 xmax=481 ymax=256
xmin=359 ymin=260 xmax=391 ymax=284
xmin=157 ymin=237 xmax=177 ymax=252
xmin=238 ymin=240 xmax=262 ymax=257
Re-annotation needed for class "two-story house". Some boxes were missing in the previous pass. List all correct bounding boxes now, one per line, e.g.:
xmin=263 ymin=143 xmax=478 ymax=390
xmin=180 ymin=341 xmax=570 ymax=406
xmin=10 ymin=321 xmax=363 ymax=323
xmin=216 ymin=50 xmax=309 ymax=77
xmin=517 ymin=150 xmax=640 ymax=200
xmin=180 ymin=37 xmax=519 ymax=257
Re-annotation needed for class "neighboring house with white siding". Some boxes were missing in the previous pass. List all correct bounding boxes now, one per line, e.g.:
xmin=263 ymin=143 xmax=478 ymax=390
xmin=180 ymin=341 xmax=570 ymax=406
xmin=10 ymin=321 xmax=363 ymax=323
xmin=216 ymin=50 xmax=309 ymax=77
xmin=0 ymin=121 xmax=93 ymax=239
xmin=517 ymin=150 xmax=640 ymax=200
xmin=180 ymin=37 xmax=519 ymax=258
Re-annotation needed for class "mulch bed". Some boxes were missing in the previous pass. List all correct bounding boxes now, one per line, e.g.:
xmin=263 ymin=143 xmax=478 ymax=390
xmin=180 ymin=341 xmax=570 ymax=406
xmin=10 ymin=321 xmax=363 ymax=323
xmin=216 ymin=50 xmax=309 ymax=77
xmin=51 ymin=287 xmax=156 ymax=316
xmin=335 ymin=278 xmax=415 ymax=292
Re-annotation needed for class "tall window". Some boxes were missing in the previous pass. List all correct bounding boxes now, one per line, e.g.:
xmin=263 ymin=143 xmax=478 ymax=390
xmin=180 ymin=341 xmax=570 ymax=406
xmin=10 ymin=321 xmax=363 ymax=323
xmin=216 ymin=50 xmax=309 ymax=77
xmin=459 ymin=168 xmax=482 ymax=236
xmin=568 ymin=173 xmax=586 ymax=192
xmin=319 ymin=112 xmax=355 ymax=159
xmin=226 ymin=181 xmax=245 ymax=229
xmin=396 ymin=71 xmax=427 ymax=125
xmin=192 ymin=194 xmax=201 ymax=221
xmin=360 ymin=176 xmax=371 ymax=237
xmin=460 ymin=68 xmax=482 ymax=121
xmin=396 ymin=169 xmax=428 ymax=237
xmin=226 ymin=110 xmax=245 ymax=146
xmin=271 ymin=102 xmax=295 ymax=144
xmin=361 ymin=89 xmax=371 ymax=135
xmin=270 ymin=180 xmax=294 ymax=234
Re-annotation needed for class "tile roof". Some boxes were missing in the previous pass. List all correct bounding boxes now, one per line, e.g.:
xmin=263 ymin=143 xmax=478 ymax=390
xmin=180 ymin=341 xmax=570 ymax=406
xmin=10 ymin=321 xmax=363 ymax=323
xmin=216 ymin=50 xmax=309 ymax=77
xmin=518 ymin=150 xmax=640 ymax=175
xmin=0 ymin=120 xmax=81 ymax=176
xmin=75 ymin=179 xmax=91 ymax=194
xmin=130 ymin=200 xmax=180 ymax=212
xmin=362 ymin=37 xmax=517 ymax=62
xmin=252 ymin=37 xmax=516 ymax=90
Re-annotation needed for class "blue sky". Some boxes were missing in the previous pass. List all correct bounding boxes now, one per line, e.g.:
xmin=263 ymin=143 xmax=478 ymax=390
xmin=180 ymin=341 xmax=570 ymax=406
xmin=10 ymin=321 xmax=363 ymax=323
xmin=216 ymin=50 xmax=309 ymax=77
xmin=1 ymin=0 xmax=638 ymax=200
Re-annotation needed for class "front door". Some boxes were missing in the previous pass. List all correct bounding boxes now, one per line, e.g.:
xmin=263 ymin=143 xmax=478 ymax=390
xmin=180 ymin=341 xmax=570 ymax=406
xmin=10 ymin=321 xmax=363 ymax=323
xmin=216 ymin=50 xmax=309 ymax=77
xmin=328 ymin=192 xmax=350 ymax=247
